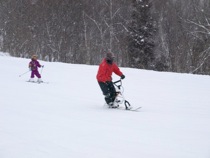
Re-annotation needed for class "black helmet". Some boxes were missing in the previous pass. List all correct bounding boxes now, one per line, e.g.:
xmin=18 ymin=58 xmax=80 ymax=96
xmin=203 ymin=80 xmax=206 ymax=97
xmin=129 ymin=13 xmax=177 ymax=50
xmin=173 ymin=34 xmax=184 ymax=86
xmin=106 ymin=52 xmax=115 ymax=60
xmin=106 ymin=52 xmax=115 ymax=64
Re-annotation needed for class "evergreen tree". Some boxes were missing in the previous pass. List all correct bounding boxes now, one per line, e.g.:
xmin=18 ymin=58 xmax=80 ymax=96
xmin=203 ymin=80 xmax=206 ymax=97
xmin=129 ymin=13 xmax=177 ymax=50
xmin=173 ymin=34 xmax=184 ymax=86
xmin=128 ymin=0 xmax=156 ymax=69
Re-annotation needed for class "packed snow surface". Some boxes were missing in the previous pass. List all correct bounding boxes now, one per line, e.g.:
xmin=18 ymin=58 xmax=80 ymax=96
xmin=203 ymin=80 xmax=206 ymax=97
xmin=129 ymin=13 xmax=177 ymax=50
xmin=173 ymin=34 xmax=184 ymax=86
xmin=1 ymin=54 xmax=210 ymax=158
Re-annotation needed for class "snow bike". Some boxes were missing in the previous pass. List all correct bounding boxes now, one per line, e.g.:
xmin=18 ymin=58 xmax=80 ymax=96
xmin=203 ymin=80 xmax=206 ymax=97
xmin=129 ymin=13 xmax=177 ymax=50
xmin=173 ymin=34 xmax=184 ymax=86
xmin=112 ymin=79 xmax=132 ymax=110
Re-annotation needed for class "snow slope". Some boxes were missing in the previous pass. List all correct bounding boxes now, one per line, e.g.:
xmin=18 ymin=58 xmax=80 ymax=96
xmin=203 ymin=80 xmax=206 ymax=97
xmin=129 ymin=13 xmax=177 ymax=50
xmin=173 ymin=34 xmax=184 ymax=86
xmin=1 ymin=54 xmax=210 ymax=158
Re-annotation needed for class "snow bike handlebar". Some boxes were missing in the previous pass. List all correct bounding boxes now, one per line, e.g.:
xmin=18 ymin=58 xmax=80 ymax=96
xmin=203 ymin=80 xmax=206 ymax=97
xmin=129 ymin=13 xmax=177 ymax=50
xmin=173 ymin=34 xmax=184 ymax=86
xmin=113 ymin=79 xmax=122 ymax=85
xmin=113 ymin=79 xmax=124 ymax=92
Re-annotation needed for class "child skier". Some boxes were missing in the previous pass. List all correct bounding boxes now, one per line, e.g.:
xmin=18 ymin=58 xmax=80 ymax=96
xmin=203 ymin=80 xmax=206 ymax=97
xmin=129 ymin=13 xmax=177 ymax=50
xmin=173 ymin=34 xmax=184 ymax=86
xmin=96 ymin=52 xmax=125 ymax=108
xmin=28 ymin=55 xmax=43 ymax=82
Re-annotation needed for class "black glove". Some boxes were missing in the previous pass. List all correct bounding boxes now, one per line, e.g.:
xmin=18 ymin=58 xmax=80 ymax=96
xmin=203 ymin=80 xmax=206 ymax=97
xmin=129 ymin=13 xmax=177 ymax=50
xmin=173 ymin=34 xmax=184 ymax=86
xmin=121 ymin=74 xmax=125 ymax=79
xmin=41 ymin=65 xmax=44 ymax=68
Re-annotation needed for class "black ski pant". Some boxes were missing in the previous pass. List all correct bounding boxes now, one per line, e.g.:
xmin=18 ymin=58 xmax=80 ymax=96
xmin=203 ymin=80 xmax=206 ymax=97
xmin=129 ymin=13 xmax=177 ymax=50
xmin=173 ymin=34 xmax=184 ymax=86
xmin=98 ymin=81 xmax=116 ymax=104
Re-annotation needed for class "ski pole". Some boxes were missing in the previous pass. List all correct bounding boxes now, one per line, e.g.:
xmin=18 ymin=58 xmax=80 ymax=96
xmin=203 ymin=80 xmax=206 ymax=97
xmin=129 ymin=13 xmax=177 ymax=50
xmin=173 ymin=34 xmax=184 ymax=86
xmin=40 ymin=66 xmax=44 ymax=75
xmin=19 ymin=70 xmax=30 ymax=77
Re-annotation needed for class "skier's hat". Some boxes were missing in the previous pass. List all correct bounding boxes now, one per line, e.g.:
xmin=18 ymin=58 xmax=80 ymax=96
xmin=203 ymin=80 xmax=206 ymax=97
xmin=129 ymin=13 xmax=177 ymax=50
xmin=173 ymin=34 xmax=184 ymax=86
xmin=106 ymin=52 xmax=115 ymax=60
xmin=32 ymin=55 xmax=38 ymax=59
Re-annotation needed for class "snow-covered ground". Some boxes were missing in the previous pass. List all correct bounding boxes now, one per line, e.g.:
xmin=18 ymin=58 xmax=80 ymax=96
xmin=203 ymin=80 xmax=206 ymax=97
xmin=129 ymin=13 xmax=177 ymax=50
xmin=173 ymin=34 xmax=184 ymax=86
xmin=1 ymin=54 xmax=210 ymax=158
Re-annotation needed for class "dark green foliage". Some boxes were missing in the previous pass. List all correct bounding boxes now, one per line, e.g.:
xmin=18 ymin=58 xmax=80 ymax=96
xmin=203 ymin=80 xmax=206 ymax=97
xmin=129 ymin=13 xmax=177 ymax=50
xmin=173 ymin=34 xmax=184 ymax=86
xmin=128 ymin=0 xmax=156 ymax=69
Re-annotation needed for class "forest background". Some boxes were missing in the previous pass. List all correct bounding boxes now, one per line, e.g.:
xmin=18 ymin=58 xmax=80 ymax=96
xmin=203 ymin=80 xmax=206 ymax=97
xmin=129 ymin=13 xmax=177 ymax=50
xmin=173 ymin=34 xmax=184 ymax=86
xmin=0 ymin=0 xmax=210 ymax=75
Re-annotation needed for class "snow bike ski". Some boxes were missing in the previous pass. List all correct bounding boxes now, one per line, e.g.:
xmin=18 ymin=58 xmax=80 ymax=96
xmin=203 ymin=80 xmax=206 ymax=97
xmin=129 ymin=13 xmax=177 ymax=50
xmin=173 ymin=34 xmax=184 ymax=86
xmin=115 ymin=106 xmax=141 ymax=112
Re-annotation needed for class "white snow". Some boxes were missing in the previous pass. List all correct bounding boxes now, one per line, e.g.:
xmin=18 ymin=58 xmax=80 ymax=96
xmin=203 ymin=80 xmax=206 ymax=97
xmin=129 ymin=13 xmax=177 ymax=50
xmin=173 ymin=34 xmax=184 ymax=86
xmin=1 ymin=54 xmax=210 ymax=158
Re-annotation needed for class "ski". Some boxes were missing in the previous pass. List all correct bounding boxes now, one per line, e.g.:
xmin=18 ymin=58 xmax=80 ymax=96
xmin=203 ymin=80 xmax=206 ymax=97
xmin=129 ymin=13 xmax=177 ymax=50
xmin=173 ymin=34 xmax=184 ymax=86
xmin=107 ymin=106 xmax=141 ymax=112
xmin=26 ymin=81 xmax=49 ymax=84
xmin=118 ymin=106 xmax=141 ymax=112
xmin=128 ymin=107 xmax=142 ymax=111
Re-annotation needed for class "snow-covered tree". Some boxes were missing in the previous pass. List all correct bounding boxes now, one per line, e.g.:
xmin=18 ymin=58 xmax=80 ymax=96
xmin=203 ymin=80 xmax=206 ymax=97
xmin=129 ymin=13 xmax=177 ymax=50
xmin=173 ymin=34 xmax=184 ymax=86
xmin=128 ymin=0 xmax=156 ymax=69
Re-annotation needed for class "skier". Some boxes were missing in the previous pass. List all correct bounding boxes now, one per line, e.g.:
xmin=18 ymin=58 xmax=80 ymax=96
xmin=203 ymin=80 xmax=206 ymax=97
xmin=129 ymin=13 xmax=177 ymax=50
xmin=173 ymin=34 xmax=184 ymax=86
xmin=28 ymin=55 xmax=43 ymax=82
xmin=96 ymin=52 xmax=125 ymax=108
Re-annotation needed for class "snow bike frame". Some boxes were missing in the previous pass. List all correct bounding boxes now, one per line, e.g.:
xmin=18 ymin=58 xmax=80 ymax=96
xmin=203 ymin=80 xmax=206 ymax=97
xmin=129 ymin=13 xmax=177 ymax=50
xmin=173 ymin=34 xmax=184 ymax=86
xmin=113 ymin=79 xmax=131 ymax=110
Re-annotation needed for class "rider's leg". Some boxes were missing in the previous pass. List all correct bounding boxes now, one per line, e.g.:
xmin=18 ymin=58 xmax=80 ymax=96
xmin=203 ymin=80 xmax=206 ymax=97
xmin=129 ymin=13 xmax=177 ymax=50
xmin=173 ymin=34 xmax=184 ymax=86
xmin=106 ymin=81 xmax=117 ymax=103
xmin=98 ymin=82 xmax=113 ymax=105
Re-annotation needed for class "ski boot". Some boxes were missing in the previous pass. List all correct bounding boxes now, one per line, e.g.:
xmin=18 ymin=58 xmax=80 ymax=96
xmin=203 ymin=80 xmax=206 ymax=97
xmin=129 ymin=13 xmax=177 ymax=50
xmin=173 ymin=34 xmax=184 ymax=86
xmin=108 ymin=102 xmax=119 ymax=108
xmin=37 ymin=78 xmax=43 ymax=83
xmin=28 ymin=78 xmax=35 ymax=82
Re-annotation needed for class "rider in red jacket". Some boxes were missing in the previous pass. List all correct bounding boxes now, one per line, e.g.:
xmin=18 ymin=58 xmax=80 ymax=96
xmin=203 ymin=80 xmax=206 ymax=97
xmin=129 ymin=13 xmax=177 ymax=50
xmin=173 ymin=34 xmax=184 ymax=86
xmin=96 ymin=52 xmax=125 ymax=107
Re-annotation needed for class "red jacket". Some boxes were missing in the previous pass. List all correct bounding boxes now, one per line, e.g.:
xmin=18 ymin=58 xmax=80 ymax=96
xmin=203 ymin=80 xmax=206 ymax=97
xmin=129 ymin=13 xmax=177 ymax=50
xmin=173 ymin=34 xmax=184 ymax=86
xmin=96 ymin=59 xmax=123 ymax=82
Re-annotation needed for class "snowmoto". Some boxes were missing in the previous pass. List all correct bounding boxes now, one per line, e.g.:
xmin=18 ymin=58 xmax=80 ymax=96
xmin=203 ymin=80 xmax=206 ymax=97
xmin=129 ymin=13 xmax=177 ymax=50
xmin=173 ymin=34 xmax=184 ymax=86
xmin=110 ymin=79 xmax=134 ymax=110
